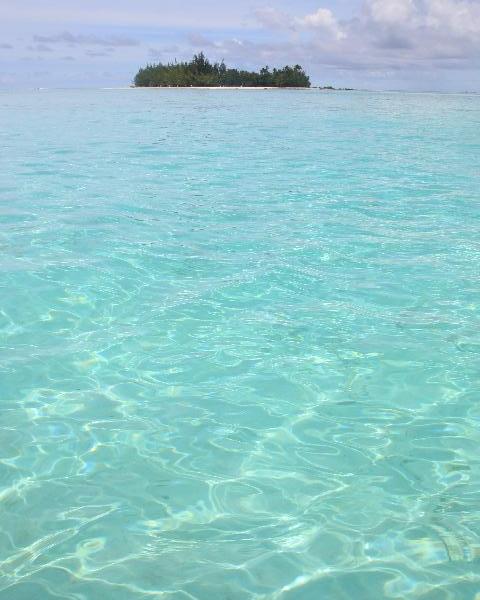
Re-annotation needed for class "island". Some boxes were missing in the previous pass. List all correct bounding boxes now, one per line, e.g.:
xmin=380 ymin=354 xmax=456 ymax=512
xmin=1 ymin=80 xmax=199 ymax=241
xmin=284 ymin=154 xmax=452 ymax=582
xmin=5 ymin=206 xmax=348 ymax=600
xmin=134 ymin=53 xmax=311 ymax=88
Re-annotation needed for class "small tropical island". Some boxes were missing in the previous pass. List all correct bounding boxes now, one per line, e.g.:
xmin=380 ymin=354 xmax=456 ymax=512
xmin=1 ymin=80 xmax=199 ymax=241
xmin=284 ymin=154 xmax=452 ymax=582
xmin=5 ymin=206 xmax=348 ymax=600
xmin=134 ymin=52 xmax=311 ymax=88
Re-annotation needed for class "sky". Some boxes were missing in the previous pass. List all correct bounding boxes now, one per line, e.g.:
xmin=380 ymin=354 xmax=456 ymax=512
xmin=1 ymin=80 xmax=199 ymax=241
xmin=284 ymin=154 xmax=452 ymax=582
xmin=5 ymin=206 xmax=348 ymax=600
xmin=1 ymin=0 xmax=480 ymax=91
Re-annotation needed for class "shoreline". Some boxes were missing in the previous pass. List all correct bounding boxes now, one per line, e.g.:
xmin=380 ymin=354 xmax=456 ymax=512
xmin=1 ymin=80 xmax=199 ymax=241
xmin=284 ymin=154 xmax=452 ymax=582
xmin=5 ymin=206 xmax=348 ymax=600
xmin=132 ymin=86 xmax=306 ymax=90
xmin=129 ymin=86 xmax=351 ymax=91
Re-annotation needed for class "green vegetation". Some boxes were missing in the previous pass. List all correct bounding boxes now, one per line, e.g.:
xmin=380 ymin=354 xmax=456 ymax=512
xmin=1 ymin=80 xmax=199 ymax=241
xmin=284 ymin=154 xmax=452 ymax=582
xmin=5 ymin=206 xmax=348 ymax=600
xmin=134 ymin=52 xmax=311 ymax=88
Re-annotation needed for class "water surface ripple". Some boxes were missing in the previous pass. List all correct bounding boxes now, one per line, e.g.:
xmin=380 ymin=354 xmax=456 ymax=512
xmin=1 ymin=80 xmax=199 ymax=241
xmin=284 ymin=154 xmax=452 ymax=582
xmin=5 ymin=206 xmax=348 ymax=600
xmin=0 ymin=89 xmax=479 ymax=599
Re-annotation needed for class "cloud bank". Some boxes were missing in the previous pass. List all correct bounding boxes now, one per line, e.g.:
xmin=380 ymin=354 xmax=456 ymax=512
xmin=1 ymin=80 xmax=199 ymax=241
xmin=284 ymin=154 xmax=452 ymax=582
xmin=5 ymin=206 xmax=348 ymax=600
xmin=250 ymin=0 xmax=480 ymax=70
xmin=33 ymin=32 xmax=139 ymax=47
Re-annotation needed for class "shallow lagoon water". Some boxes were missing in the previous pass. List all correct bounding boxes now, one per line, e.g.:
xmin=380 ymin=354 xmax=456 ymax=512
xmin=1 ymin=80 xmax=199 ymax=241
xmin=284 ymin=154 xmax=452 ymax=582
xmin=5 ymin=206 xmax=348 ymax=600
xmin=0 ymin=89 xmax=479 ymax=599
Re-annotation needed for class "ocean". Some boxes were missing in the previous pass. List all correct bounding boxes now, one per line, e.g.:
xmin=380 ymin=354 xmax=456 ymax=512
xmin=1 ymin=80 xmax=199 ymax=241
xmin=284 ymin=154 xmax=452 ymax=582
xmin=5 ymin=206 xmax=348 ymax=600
xmin=0 ymin=88 xmax=479 ymax=599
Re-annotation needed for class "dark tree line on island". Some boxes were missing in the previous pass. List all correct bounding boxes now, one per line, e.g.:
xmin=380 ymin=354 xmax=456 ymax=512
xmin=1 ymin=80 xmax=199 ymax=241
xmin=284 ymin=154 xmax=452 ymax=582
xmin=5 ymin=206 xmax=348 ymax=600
xmin=134 ymin=53 xmax=311 ymax=88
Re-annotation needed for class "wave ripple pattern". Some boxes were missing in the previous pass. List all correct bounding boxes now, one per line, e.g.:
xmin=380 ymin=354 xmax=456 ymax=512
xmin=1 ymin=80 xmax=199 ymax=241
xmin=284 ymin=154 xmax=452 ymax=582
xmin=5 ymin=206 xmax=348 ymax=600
xmin=0 ymin=89 xmax=480 ymax=599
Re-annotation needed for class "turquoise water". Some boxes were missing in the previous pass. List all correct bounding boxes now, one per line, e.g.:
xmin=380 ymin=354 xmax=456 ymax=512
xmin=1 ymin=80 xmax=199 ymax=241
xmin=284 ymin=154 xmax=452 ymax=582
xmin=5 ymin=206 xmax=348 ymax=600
xmin=1 ymin=89 xmax=479 ymax=599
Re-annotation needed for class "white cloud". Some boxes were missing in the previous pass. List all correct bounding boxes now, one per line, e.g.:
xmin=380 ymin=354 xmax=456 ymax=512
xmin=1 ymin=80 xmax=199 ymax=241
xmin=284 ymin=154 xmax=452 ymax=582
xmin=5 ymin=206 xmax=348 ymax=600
xmin=254 ymin=7 xmax=293 ymax=30
xmin=366 ymin=0 xmax=417 ymax=25
xmin=425 ymin=0 xmax=480 ymax=37
xmin=363 ymin=0 xmax=480 ymax=41
xmin=295 ymin=8 xmax=346 ymax=40
xmin=253 ymin=6 xmax=345 ymax=39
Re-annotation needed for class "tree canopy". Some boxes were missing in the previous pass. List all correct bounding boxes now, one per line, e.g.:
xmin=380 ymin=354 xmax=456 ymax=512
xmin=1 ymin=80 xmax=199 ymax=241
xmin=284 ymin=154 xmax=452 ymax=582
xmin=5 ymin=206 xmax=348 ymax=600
xmin=134 ymin=53 xmax=311 ymax=88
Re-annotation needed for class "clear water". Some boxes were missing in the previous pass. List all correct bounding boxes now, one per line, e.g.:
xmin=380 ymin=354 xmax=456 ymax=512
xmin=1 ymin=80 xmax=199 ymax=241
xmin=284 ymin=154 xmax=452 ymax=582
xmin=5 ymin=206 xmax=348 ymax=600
xmin=1 ymin=89 xmax=479 ymax=599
